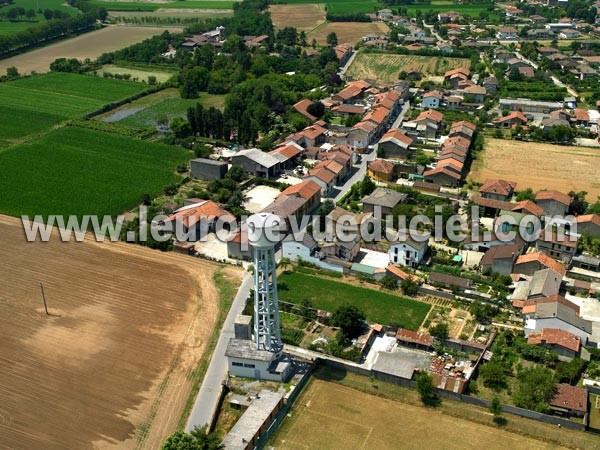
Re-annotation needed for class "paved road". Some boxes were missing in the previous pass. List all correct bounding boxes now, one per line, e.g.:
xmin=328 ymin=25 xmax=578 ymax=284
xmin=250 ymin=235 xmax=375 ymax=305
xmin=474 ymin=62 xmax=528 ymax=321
xmin=391 ymin=101 xmax=411 ymax=129
xmin=332 ymin=150 xmax=377 ymax=202
xmin=514 ymin=52 xmax=579 ymax=97
xmin=339 ymin=49 xmax=359 ymax=76
xmin=185 ymin=273 xmax=253 ymax=432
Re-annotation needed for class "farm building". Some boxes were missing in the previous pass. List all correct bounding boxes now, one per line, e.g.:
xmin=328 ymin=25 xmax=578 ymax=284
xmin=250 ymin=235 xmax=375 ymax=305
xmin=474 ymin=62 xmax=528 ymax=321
xmin=376 ymin=128 xmax=413 ymax=158
xmin=190 ymin=158 xmax=228 ymax=181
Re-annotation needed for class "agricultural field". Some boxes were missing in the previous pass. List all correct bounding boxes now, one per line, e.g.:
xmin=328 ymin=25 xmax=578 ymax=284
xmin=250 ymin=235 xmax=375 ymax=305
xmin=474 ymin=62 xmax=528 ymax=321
xmin=270 ymin=0 xmax=380 ymax=14
xmin=271 ymin=367 xmax=593 ymax=449
xmin=404 ymin=1 xmax=493 ymax=17
xmin=0 ymin=0 xmax=78 ymax=36
xmin=310 ymin=21 xmax=389 ymax=45
xmin=277 ymin=271 xmax=430 ymax=329
xmin=0 ymin=214 xmax=242 ymax=450
xmin=0 ymin=126 xmax=192 ymax=218
xmin=269 ymin=3 xmax=325 ymax=32
xmin=97 ymin=63 xmax=176 ymax=83
xmin=0 ymin=25 xmax=183 ymax=74
xmin=469 ymin=138 xmax=600 ymax=200
xmin=0 ymin=72 xmax=144 ymax=146
xmin=95 ymin=87 xmax=225 ymax=126
xmin=90 ymin=0 xmax=238 ymax=11
xmin=109 ymin=7 xmax=234 ymax=21
xmin=347 ymin=52 xmax=469 ymax=83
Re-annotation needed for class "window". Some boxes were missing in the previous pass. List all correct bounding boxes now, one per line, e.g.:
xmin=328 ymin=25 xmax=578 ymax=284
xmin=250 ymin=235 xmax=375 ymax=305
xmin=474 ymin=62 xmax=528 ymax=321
xmin=232 ymin=362 xmax=243 ymax=367
xmin=243 ymin=363 xmax=255 ymax=368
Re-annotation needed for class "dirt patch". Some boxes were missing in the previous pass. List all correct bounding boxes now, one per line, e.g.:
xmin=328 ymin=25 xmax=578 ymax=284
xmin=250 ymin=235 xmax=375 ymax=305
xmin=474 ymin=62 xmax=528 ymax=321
xmin=0 ymin=214 xmax=242 ymax=450
xmin=0 ymin=25 xmax=183 ymax=74
xmin=469 ymin=138 xmax=600 ymax=199
xmin=269 ymin=4 xmax=325 ymax=32
xmin=310 ymin=21 xmax=389 ymax=45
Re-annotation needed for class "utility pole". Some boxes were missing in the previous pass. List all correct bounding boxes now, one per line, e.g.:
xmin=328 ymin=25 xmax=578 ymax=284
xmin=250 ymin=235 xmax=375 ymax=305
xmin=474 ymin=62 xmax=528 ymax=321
xmin=40 ymin=282 xmax=49 ymax=316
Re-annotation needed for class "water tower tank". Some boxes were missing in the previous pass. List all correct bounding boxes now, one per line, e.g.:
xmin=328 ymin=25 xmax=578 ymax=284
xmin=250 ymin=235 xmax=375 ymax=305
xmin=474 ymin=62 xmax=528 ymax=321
xmin=247 ymin=213 xmax=281 ymax=248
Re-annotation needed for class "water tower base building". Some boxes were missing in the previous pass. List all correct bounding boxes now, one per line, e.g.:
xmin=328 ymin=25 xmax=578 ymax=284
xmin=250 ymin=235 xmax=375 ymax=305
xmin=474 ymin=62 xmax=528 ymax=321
xmin=225 ymin=337 xmax=292 ymax=382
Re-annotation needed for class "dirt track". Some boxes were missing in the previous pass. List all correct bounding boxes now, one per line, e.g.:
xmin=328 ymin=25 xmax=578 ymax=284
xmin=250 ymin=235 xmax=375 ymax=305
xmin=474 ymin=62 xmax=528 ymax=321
xmin=0 ymin=215 xmax=242 ymax=449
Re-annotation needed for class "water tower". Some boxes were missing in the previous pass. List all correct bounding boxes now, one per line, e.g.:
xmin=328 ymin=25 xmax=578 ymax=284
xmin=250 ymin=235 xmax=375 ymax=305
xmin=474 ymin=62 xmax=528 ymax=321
xmin=247 ymin=213 xmax=282 ymax=355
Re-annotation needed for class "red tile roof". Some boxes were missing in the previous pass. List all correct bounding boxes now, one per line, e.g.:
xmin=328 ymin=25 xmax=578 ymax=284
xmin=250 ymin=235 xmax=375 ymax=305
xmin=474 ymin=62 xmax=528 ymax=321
xmin=369 ymin=158 xmax=395 ymax=175
xmin=479 ymin=179 xmax=517 ymax=197
xmin=550 ymin=384 xmax=587 ymax=414
xmin=164 ymin=200 xmax=234 ymax=228
xmin=293 ymin=99 xmax=317 ymax=121
xmin=512 ymin=200 xmax=544 ymax=217
xmin=576 ymin=214 xmax=600 ymax=228
xmin=380 ymin=128 xmax=413 ymax=146
xmin=416 ymin=109 xmax=444 ymax=123
xmin=270 ymin=143 xmax=303 ymax=160
xmin=527 ymin=328 xmax=581 ymax=353
xmin=278 ymin=180 xmax=321 ymax=201
xmin=535 ymin=190 xmax=571 ymax=206
xmin=515 ymin=252 xmax=567 ymax=276
xmin=396 ymin=328 xmax=433 ymax=346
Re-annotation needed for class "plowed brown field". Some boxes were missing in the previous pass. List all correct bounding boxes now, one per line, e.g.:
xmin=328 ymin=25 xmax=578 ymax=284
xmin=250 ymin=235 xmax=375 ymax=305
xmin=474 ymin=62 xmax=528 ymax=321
xmin=0 ymin=215 xmax=241 ymax=449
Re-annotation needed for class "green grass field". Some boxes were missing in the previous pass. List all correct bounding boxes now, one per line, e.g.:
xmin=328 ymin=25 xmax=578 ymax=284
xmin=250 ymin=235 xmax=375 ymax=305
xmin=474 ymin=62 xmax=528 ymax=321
xmin=404 ymin=1 xmax=492 ymax=17
xmin=277 ymin=271 xmax=430 ymax=329
xmin=270 ymin=0 xmax=379 ymax=14
xmin=0 ymin=73 xmax=144 ymax=146
xmin=0 ymin=126 xmax=192 ymax=218
xmin=0 ymin=0 xmax=78 ymax=35
xmin=96 ymin=87 xmax=225 ymax=127
xmin=90 ymin=0 xmax=238 ymax=11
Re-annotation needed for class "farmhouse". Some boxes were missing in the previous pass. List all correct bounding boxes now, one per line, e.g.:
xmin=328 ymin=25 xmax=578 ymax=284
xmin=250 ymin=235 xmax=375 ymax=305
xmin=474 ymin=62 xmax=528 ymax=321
xmin=536 ymin=230 xmax=578 ymax=263
xmin=479 ymin=179 xmax=517 ymax=201
xmin=159 ymin=200 xmax=234 ymax=242
xmin=493 ymin=111 xmax=528 ymax=128
xmin=524 ymin=295 xmax=593 ymax=343
xmin=527 ymin=328 xmax=581 ymax=360
xmin=549 ymin=384 xmax=587 ymax=418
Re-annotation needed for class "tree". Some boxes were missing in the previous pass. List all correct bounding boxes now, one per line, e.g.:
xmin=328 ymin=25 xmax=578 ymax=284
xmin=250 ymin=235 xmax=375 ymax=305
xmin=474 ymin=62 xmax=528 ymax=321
xmin=429 ymin=323 xmax=449 ymax=340
xmin=326 ymin=32 xmax=338 ymax=46
xmin=554 ymin=358 xmax=586 ymax=385
xmin=161 ymin=426 xmax=224 ymax=450
xmin=380 ymin=274 xmax=398 ymax=290
xmin=515 ymin=188 xmax=535 ymax=202
xmin=568 ymin=191 xmax=588 ymax=215
xmin=489 ymin=396 xmax=502 ymax=417
xmin=416 ymin=371 xmax=440 ymax=406
xmin=333 ymin=304 xmax=365 ymax=340
xmin=513 ymin=366 xmax=556 ymax=412
xmin=400 ymin=276 xmax=419 ymax=296
xmin=6 ymin=66 xmax=18 ymax=79
xmin=479 ymin=360 xmax=507 ymax=391
xmin=277 ymin=257 xmax=292 ymax=273
xmin=359 ymin=174 xmax=376 ymax=197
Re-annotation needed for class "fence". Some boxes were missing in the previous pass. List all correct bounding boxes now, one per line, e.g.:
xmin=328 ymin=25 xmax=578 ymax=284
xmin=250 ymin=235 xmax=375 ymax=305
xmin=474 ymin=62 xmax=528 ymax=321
xmin=253 ymin=362 xmax=316 ymax=449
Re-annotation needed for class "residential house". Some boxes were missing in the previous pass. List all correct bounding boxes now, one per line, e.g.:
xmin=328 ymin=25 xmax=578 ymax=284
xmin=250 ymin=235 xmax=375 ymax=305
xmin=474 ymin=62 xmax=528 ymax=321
xmin=483 ymin=76 xmax=499 ymax=94
xmin=159 ymin=200 xmax=234 ymax=242
xmin=535 ymin=190 xmax=571 ymax=217
xmin=231 ymin=148 xmax=281 ymax=178
xmin=572 ymin=108 xmax=591 ymax=127
xmin=437 ymin=11 xmax=461 ymax=23
xmin=422 ymin=90 xmax=443 ymax=109
xmin=334 ymin=42 xmax=353 ymax=65
xmin=575 ymin=214 xmax=600 ymax=238
xmin=389 ymin=235 xmax=428 ymax=268
xmin=331 ymin=80 xmax=371 ymax=104
xmin=286 ymin=123 xmax=327 ymax=148
xmin=536 ymin=229 xmax=578 ymax=262
xmin=423 ymin=166 xmax=462 ymax=187
xmin=261 ymin=180 xmax=321 ymax=230
xmin=463 ymin=85 xmax=486 ymax=104
xmin=518 ymin=66 xmax=536 ymax=78
xmin=269 ymin=142 xmax=304 ymax=170
xmin=529 ymin=14 xmax=547 ymax=24
xmin=293 ymin=99 xmax=317 ymax=122
xmin=497 ymin=26 xmax=518 ymax=40
xmin=514 ymin=252 xmax=567 ymax=277
xmin=560 ymin=30 xmax=581 ymax=39
xmin=445 ymin=95 xmax=462 ymax=110
xmin=493 ymin=111 xmax=528 ymax=128
xmin=527 ymin=269 xmax=563 ymax=300
xmin=449 ymin=121 xmax=476 ymax=139
xmin=538 ymin=46 xmax=559 ymax=57
xmin=304 ymin=165 xmax=336 ymax=196
xmin=527 ymin=28 xmax=555 ymax=39
xmin=480 ymin=243 xmax=521 ymax=275
xmin=479 ymin=179 xmax=517 ymax=201
xmin=363 ymin=105 xmax=391 ymax=137
xmin=444 ymin=68 xmax=470 ymax=88
xmin=347 ymin=120 xmax=378 ymax=151
xmin=331 ymin=103 xmax=365 ymax=117
xmin=549 ymin=384 xmax=587 ymax=418
xmin=313 ymin=159 xmax=346 ymax=184
xmin=362 ymin=187 xmax=407 ymax=216
xmin=527 ymin=328 xmax=581 ymax=360
xmin=368 ymin=158 xmax=396 ymax=183
xmin=376 ymin=128 xmax=413 ymax=158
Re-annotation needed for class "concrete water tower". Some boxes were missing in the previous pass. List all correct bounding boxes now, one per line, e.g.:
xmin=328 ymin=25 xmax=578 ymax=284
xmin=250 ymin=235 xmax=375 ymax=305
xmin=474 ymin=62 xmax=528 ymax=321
xmin=247 ymin=213 xmax=282 ymax=355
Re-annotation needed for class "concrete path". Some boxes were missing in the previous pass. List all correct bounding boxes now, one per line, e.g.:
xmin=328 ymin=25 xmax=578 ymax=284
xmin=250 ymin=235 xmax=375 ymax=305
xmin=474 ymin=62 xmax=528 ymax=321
xmin=185 ymin=273 xmax=253 ymax=432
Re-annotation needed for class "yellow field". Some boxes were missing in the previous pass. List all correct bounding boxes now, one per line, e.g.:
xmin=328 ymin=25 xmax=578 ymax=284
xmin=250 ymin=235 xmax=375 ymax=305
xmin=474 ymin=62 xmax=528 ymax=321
xmin=310 ymin=22 xmax=389 ymax=45
xmin=0 ymin=25 xmax=183 ymax=74
xmin=347 ymin=52 xmax=469 ymax=83
xmin=272 ymin=378 xmax=569 ymax=450
xmin=469 ymin=138 xmax=600 ymax=199
xmin=99 ymin=64 xmax=175 ymax=83
xmin=269 ymin=4 xmax=326 ymax=32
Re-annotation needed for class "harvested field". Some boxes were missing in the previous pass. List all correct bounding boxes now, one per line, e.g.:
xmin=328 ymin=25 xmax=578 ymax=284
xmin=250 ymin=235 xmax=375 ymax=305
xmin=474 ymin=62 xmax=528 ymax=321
xmin=98 ymin=64 xmax=176 ymax=83
xmin=272 ymin=374 xmax=575 ymax=450
xmin=310 ymin=22 xmax=389 ymax=45
xmin=0 ymin=25 xmax=183 ymax=74
xmin=269 ymin=4 xmax=325 ymax=32
xmin=469 ymin=138 xmax=600 ymax=200
xmin=109 ymin=8 xmax=234 ymax=20
xmin=347 ymin=52 xmax=469 ymax=83
xmin=0 ymin=214 xmax=243 ymax=449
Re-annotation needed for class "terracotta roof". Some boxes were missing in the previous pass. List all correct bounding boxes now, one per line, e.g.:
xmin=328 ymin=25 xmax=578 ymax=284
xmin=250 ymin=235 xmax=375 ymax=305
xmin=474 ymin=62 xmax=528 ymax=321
xmin=471 ymin=196 xmax=514 ymax=211
xmin=550 ymin=384 xmax=587 ymax=414
xmin=451 ymin=120 xmax=477 ymax=131
xmin=386 ymin=264 xmax=419 ymax=282
xmin=444 ymin=67 xmax=470 ymax=78
xmin=316 ymin=159 xmax=344 ymax=175
xmin=423 ymin=90 xmax=443 ymax=100
xmin=416 ymin=109 xmax=443 ymax=123
xmin=538 ymin=230 xmax=578 ymax=248
xmin=535 ymin=190 xmax=571 ymax=206
xmin=364 ymin=106 xmax=390 ymax=125
xmin=301 ymin=124 xmax=327 ymax=140
xmin=527 ymin=328 xmax=581 ymax=353
xmin=424 ymin=167 xmax=461 ymax=180
xmin=293 ymin=99 xmax=317 ymax=121
xmin=437 ymin=158 xmax=463 ymax=172
xmin=379 ymin=128 xmax=413 ymax=146
xmin=479 ymin=179 xmax=517 ymax=197
xmin=278 ymin=180 xmax=321 ymax=201
xmin=369 ymin=158 xmax=395 ymax=174
xmin=576 ymin=214 xmax=600 ymax=228
xmin=515 ymin=252 xmax=567 ymax=276
xmin=353 ymin=120 xmax=378 ymax=133
xmin=270 ymin=142 xmax=303 ymax=160
xmin=481 ymin=244 xmax=520 ymax=265
xmin=396 ymin=328 xmax=433 ymax=346
xmin=164 ymin=200 xmax=234 ymax=229
xmin=495 ymin=111 xmax=528 ymax=123
xmin=332 ymin=104 xmax=365 ymax=115
xmin=334 ymin=42 xmax=352 ymax=60
xmin=307 ymin=166 xmax=335 ymax=184
xmin=444 ymin=135 xmax=471 ymax=150
xmin=512 ymin=200 xmax=544 ymax=217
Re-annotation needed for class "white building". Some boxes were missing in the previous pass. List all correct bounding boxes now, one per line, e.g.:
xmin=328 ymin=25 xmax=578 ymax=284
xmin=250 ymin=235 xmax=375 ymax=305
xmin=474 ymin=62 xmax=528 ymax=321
xmin=389 ymin=236 xmax=428 ymax=268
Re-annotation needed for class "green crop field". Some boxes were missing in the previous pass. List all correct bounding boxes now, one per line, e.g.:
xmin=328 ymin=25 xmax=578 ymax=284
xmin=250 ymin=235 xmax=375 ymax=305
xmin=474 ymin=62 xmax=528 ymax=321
xmin=277 ymin=271 xmax=430 ymax=329
xmin=0 ymin=0 xmax=78 ymax=36
xmin=90 ymin=0 xmax=238 ymax=11
xmin=0 ymin=126 xmax=192 ymax=218
xmin=0 ymin=73 xmax=144 ymax=146
xmin=404 ymin=1 xmax=493 ymax=17
xmin=271 ymin=0 xmax=380 ymax=14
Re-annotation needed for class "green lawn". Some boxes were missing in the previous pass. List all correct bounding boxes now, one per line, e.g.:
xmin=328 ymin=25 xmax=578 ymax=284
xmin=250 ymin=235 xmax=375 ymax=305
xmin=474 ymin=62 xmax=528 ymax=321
xmin=0 ymin=0 xmax=78 ymax=36
xmin=111 ymin=88 xmax=226 ymax=127
xmin=0 ymin=126 xmax=192 ymax=218
xmin=277 ymin=271 xmax=430 ymax=329
xmin=0 ymin=73 xmax=145 ymax=146
xmin=89 ymin=0 xmax=238 ymax=11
